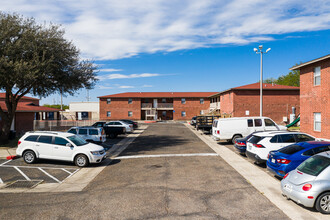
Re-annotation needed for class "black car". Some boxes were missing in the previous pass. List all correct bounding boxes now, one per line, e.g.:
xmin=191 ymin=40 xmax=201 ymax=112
xmin=120 ymin=119 xmax=138 ymax=129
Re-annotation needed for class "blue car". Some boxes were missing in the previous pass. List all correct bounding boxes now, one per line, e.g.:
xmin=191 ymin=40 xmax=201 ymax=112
xmin=267 ymin=141 xmax=330 ymax=177
xmin=234 ymin=131 xmax=261 ymax=154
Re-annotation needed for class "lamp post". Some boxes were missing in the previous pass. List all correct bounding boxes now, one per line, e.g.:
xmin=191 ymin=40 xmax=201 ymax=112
xmin=253 ymin=45 xmax=271 ymax=117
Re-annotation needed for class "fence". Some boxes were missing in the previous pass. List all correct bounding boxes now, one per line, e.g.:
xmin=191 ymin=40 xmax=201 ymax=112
xmin=33 ymin=120 xmax=99 ymax=131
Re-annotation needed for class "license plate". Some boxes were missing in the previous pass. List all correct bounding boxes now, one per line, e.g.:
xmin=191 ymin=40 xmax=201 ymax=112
xmin=271 ymin=158 xmax=275 ymax=163
xmin=284 ymin=184 xmax=292 ymax=193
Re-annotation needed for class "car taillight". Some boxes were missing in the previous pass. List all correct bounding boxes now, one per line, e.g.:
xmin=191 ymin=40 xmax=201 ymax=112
xmin=100 ymin=137 xmax=102 ymax=141
xmin=253 ymin=144 xmax=265 ymax=148
xmin=267 ymin=154 xmax=269 ymax=159
xmin=283 ymin=173 xmax=289 ymax=179
xmin=217 ymin=130 xmax=220 ymax=134
xmin=276 ymin=159 xmax=291 ymax=164
xmin=237 ymin=142 xmax=246 ymax=146
xmin=302 ymin=184 xmax=312 ymax=191
xmin=18 ymin=141 xmax=21 ymax=145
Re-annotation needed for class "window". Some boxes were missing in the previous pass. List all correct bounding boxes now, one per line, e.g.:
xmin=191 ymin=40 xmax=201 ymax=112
xmin=247 ymin=119 xmax=253 ymax=127
xmin=200 ymin=110 xmax=204 ymax=115
xmin=248 ymin=136 xmax=264 ymax=144
xmin=38 ymin=136 xmax=53 ymax=144
xmin=89 ymin=129 xmax=98 ymax=135
xmin=114 ymin=122 xmax=122 ymax=125
xmin=295 ymin=134 xmax=315 ymax=142
xmin=68 ymin=129 xmax=77 ymax=134
xmin=107 ymin=98 xmax=111 ymax=104
xmin=264 ymin=119 xmax=276 ymax=127
xmin=270 ymin=135 xmax=279 ymax=143
xmin=24 ymin=135 xmax=39 ymax=142
xmin=278 ymin=145 xmax=304 ymax=155
xmin=314 ymin=113 xmax=321 ymax=131
xmin=107 ymin=122 xmax=114 ymax=125
xmin=278 ymin=134 xmax=295 ymax=143
xmin=54 ymin=137 xmax=69 ymax=146
xmin=314 ymin=66 xmax=321 ymax=86
xmin=181 ymin=111 xmax=186 ymax=117
xmin=107 ymin=111 xmax=111 ymax=117
xmin=67 ymin=135 xmax=88 ymax=146
xmin=181 ymin=98 xmax=186 ymax=104
xmin=162 ymin=111 xmax=166 ymax=117
xmin=128 ymin=111 xmax=133 ymax=117
xmin=162 ymin=98 xmax=166 ymax=103
xmin=128 ymin=98 xmax=133 ymax=104
xmin=298 ymin=155 xmax=330 ymax=176
xmin=78 ymin=129 xmax=88 ymax=135
xmin=200 ymin=98 xmax=204 ymax=104
xmin=254 ymin=119 xmax=262 ymax=127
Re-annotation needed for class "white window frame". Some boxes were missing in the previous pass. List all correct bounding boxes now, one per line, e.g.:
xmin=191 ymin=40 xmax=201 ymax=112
xmin=128 ymin=98 xmax=133 ymax=104
xmin=181 ymin=98 xmax=186 ymax=104
xmin=107 ymin=111 xmax=111 ymax=117
xmin=106 ymin=98 xmax=111 ymax=104
xmin=128 ymin=111 xmax=133 ymax=117
xmin=314 ymin=112 xmax=321 ymax=131
xmin=200 ymin=98 xmax=204 ymax=104
xmin=181 ymin=111 xmax=186 ymax=117
xmin=314 ymin=66 xmax=321 ymax=86
xmin=200 ymin=110 xmax=204 ymax=115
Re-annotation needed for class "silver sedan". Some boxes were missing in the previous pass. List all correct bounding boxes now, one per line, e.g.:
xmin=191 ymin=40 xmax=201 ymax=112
xmin=281 ymin=151 xmax=330 ymax=214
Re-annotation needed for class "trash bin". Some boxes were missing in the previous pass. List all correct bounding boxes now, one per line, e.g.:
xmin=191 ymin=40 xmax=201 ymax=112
xmin=9 ymin=130 xmax=16 ymax=140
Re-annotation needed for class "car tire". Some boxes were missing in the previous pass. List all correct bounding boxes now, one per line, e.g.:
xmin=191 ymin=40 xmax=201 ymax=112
xmin=109 ymin=133 xmax=116 ymax=139
xmin=315 ymin=192 xmax=330 ymax=214
xmin=74 ymin=154 xmax=89 ymax=167
xmin=23 ymin=150 xmax=37 ymax=164
xmin=231 ymin=135 xmax=242 ymax=144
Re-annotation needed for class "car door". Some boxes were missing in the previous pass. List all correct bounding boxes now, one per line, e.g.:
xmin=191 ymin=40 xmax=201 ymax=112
xmin=276 ymin=134 xmax=296 ymax=150
xmin=36 ymin=135 xmax=55 ymax=159
xmin=52 ymin=137 xmax=74 ymax=161
xmin=77 ymin=128 xmax=88 ymax=140
xmin=264 ymin=118 xmax=278 ymax=131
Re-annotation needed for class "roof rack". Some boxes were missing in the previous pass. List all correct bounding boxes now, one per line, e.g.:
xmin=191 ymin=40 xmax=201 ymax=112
xmin=28 ymin=131 xmax=59 ymax=135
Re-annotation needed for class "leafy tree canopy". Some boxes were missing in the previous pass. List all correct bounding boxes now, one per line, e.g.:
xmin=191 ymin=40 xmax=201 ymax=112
xmin=43 ymin=104 xmax=69 ymax=110
xmin=263 ymin=66 xmax=300 ymax=87
xmin=0 ymin=12 xmax=98 ymax=141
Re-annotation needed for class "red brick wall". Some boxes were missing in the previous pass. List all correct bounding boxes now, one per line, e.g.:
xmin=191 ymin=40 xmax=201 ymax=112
xmin=99 ymin=98 xmax=141 ymax=120
xmin=219 ymin=91 xmax=234 ymax=115
xmin=300 ymin=58 xmax=330 ymax=139
xmin=232 ymin=90 xmax=300 ymax=124
xmin=15 ymin=112 xmax=35 ymax=135
xmin=173 ymin=98 xmax=210 ymax=120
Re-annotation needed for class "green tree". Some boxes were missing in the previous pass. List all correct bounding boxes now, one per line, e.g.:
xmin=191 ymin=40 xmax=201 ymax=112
xmin=263 ymin=68 xmax=300 ymax=87
xmin=43 ymin=104 xmax=69 ymax=110
xmin=0 ymin=13 xmax=98 ymax=142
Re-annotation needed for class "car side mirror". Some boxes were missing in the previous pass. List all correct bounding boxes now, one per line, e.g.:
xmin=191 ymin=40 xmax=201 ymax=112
xmin=66 ymin=143 xmax=72 ymax=147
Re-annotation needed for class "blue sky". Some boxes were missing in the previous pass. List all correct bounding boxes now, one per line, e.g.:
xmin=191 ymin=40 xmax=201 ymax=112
xmin=1 ymin=0 xmax=329 ymax=105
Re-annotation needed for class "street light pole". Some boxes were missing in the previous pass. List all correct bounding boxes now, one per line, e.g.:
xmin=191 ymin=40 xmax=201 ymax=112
xmin=254 ymin=45 xmax=271 ymax=117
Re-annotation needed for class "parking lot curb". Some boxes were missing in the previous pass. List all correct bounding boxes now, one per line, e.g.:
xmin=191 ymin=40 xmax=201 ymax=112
xmin=184 ymin=123 xmax=326 ymax=220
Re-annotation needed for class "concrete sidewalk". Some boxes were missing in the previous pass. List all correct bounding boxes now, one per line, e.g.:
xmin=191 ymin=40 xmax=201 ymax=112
xmin=0 ymin=148 xmax=17 ymax=159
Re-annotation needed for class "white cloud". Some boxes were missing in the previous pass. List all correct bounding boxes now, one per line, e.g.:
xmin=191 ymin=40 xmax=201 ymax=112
xmin=119 ymin=85 xmax=134 ymax=89
xmin=98 ymin=84 xmax=134 ymax=89
xmin=101 ymin=73 xmax=161 ymax=80
xmin=1 ymin=0 xmax=329 ymax=60
xmin=142 ymin=85 xmax=153 ymax=88
xmin=100 ymin=68 xmax=123 ymax=72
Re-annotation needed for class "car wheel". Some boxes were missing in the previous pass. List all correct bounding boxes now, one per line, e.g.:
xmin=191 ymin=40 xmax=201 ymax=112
xmin=109 ymin=133 xmax=115 ymax=139
xmin=23 ymin=150 xmax=36 ymax=164
xmin=316 ymin=192 xmax=330 ymax=214
xmin=231 ymin=135 xmax=242 ymax=144
xmin=75 ymin=154 xmax=89 ymax=167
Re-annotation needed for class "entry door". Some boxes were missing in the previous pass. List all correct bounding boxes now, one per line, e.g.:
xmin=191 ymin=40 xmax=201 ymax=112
xmin=153 ymin=99 xmax=158 ymax=108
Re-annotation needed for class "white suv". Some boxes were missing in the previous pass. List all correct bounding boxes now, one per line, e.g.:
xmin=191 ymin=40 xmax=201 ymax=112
xmin=16 ymin=131 xmax=106 ymax=167
xmin=67 ymin=126 xmax=106 ymax=143
xmin=246 ymin=131 xmax=315 ymax=164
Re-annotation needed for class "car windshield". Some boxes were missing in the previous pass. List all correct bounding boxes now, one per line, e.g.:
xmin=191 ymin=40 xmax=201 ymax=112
xmin=279 ymin=144 xmax=305 ymax=155
xmin=67 ymin=135 xmax=88 ymax=146
xmin=297 ymin=155 xmax=330 ymax=176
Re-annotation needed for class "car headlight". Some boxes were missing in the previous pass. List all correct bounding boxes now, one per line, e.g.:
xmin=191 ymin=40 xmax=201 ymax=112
xmin=90 ymin=151 xmax=100 ymax=155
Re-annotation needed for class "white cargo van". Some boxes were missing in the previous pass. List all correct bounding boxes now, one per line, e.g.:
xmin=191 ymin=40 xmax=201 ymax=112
xmin=212 ymin=117 xmax=287 ymax=144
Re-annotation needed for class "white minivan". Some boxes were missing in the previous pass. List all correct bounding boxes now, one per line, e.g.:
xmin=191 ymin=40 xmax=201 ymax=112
xmin=212 ymin=117 xmax=287 ymax=144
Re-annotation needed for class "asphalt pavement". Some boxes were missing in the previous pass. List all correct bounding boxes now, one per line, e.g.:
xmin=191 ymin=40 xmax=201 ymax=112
xmin=0 ymin=123 xmax=289 ymax=219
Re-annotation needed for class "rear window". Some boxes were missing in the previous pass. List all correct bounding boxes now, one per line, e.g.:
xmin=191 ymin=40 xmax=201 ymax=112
xmin=279 ymin=144 xmax=304 ymax=155
xmin=89 ymin=129 xmax=98 ymax=135
xmin=298 ymin=155 xmax=330 ymax=176
xmin=24 ymin=135 xmax=39 ymax=142
xmin=38 ymin=136 xmax=53 ymax=144
xmin=248 ymin=136 xmax=264 ymax=144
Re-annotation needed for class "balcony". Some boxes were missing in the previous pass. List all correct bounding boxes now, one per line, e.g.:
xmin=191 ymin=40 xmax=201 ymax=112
xmin=157 ymin=103 xmax=173 ymax=109
xmin=141 ymin=103 xmax=152 ymax=109
xmin=210 ymin=102 xmax=220 ymax=110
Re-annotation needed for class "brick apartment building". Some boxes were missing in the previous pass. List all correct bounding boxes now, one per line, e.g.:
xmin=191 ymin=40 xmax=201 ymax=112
xmin=209 ymin=83 xmax=300 ymax=124
xmin=0 ymin=93 xmax=61 ymax=135
xmin=290 ymin=54 xmax=329 ymax=139
xmin=98 ymin=92 xmax=216 ymax=121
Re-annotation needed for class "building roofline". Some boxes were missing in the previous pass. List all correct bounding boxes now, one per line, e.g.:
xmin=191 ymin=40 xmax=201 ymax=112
xmin=290 ymin=54 xmax=330 ymax=70
xmin=98 ymin=92 xmax=218 ymax=99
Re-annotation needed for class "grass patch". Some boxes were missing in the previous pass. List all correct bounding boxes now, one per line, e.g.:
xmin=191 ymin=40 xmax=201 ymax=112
xmin=0 ymin=137 xmax=19 ymax=148
xmin=288 ymin=126 xmax=300 ymax=131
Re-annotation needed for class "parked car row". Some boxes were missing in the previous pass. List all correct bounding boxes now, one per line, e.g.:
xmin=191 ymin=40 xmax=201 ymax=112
xmin=212 ymin=122 xmax=330 ymax=214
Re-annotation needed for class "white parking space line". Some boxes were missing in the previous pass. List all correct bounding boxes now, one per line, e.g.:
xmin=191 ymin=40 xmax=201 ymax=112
xmin=0 ymin=178 xmax=3 ymax=184
xmin=1 ymin=164 xmax=77 ymax=170
xmin=38 ymin=168 xmax=61 ymax=183
xmin=115 ymin=153 xmax=219 ymax=160
xmin=0 ymin=160 xmax=12 ymax=166
xmin=14 ymin=166 xmax=31 ymax=181
xmin=63 ymin=169 xmax=80 ymax=182
xmin=61 ymin=168 xmax=72 ymax=175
